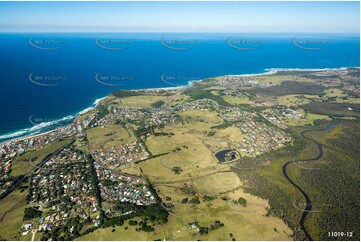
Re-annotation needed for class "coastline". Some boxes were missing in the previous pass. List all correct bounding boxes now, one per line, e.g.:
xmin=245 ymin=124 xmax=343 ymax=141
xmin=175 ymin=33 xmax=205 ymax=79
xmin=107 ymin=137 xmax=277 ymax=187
xmin=0 ymin=97 xmax=106 ymax=145
xmin=0 ymin=66 xmax=357 ymax=145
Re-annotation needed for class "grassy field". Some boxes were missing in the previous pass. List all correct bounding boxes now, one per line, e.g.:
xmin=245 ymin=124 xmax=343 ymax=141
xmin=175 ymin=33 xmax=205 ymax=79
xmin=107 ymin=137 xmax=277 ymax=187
xmin=256 ymin=75 xmax=315 ymax=86
xmin=277 ymin=94 xmax=316 ymax=106
xmin=126 ymin=105 xmax=294 ymax=241
xmin=148 ymin=124 xmax=234 ymax=155
xmin=87 ymin=125 xmax=136 ymax=149
xmin=118 ymin=163 xmax=143 ymax=176
xmin=119 ymin=95 xmax=166 ymax=108
xmin=322 ymin=88 xmax=346 ymax=97
xmin=73 ymin=138 xmax=90 ymax=154
xmin=0 ymin=189 xmax=28 ymax=241
xmin=77 ymin=218 xmax=156 ymax=241
xmin=178 ymin=110 xmax=224 ymax=133
xmin=193 ymin=172 xmax=242 ymax=194
xmin=214 ymin=126 xmax=246 ymax=145
xmin=1 ymin=71 xmax=358 ymax=241
xmin=146 ymin=126 xmax=203 ymax=155
xmin=210 ymin=90 xmax=220 ymax=96
xmin=277 ymin=90 xmax=360 ymax=106
xmin=146 ymin=109 xmax=226 ymax=155
xmin=180 ymin=110 xmax=223 ymax=124
xmin=223 ymin=95 xmax=250 ymax=105
xmin=143 ymin=127 xmax=222 ymax=184
xmin=334 ymin=96 xmax=360 ymax=104
xmin=10 ymin=138 xmax=71 ymax=177
xmin=77 ymin=173 xmax=292 ymax=241
xmin=204 ymin=86 xmax=225 ymax=91
xmin=113 ymin=93 xmax=191 ymax=108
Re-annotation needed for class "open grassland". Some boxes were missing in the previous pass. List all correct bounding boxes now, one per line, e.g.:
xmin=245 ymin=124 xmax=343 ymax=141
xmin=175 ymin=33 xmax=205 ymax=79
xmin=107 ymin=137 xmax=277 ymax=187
xmin=302 ymin=113 xmax=332 ymax=125
xmin=73 ymin=138 xmax=90 ymax=154
xmin=2 ymin=71 xmax=359 ymax=241
xmin=87 ymin=125 xmax=136 ymax=149
xmin=0 ymin=189 xmax=28 ymax=241
xmin=188 ymin=126 xmax=248 ymax=154
xmin=223 ymin=95 xmax=249 ymax=105
xmin=113 ymin=93 xmax=191 ymax=108
xmin=117 ymin=163 xmax=143 ymax=176
xmin=146 ymin=126 xmax=205 ymax=155
xmin=248 ymin=94 xmax=279 ymax=107
xmin=167 ymin=93 xmax=192 ymax=106
xmin=146 ymin=109 xmax=227 ymax=155
xmin=204 ymin=86 xmax=225 ymax=91
xmin=160 ymin=201 xmax=292 ymax=241
xmin=321 ymin=88 xmax=360 ymax=104
xmin=142 ymin=129 xmax=223 ymax=184
xmin=322 ymin=88 xmax=346 ymax=97
xmin=77 ymin=218 xmax=156 ymax=241
xmin=256 ymin=75 xmax=315 ymax=86
xmin=210 ymin=90 xmax=220 ymax=96
xmin=278 ymin=90 xmax=360 ymax=107
xmin=10 ymin=138 xmax=71 ymax=177
xmin=214 ymin=126 xmax=246 ymax=144
xmin=176 ymin=110 xmax=224 ymax=136
xmin=78 ymin=172 xmax=292 ymax=241
xmin=334 ymin=96 xmax=360 ymax=104
xmin=118 ymin=95 xmax=166 ymax=108
xmin=193 ymin=172 xmax=242 ymax=194
xmin=135 ymin=113 xmax=294 ymax=241
xmin=277 ymin=94 xmax=316 ymax=106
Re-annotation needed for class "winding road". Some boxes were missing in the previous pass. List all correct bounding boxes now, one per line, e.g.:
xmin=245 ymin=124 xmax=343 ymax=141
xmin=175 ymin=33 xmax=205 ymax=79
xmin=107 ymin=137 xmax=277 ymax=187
xmin=282 ymin=122 xmax=338 ymax=241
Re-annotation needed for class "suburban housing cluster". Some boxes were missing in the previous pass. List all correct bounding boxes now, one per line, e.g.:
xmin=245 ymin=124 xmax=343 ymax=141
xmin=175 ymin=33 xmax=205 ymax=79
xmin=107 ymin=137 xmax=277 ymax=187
xmin=24 ymin=147 xmax=100 ymax=235
xmin=0 ymin=114 xmax=97 ymax=197
xmin=91 ymin=142 xmax=149 ymax=169
xmin=238 ymin=119 xmax=291 ymax=157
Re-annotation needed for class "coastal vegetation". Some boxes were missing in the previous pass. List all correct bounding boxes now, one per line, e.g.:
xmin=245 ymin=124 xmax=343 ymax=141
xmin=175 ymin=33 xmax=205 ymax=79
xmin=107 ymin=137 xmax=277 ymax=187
xmin=1 ymin=69 xmax=358 ymax=241
xmin=233 ymin=120 xmax=360 ymax=240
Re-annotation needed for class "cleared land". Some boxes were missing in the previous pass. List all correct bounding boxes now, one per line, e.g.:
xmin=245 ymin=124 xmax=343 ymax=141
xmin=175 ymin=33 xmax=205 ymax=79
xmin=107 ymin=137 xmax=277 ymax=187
xmin=10 ymin=138 xmax=71 ymax=177
xmin=87 ymin=125 xmax=136 ymax=149
xmin=0 ymin=189 xmax=28 ymax=241
xmin=3 ymin=70 xmax=358 ymax=241
xmin=78 ymin=172 xmax=292 ymax=241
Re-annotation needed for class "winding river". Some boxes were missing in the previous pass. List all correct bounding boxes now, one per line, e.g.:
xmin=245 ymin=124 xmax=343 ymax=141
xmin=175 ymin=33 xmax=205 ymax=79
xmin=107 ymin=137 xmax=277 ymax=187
xmin=282 ymin=122 xmax=338 ymax=241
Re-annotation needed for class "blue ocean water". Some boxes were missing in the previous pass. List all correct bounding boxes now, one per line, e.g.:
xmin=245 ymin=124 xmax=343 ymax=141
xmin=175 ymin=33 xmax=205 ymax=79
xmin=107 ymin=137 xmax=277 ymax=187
xmin=0 ymin=33 xmax=359 ymax=142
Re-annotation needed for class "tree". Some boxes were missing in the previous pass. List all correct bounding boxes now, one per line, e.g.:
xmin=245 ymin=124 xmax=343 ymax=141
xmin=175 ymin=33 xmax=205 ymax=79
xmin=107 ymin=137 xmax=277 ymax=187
xmin=234 ymin=197 xmax=247 ymax=207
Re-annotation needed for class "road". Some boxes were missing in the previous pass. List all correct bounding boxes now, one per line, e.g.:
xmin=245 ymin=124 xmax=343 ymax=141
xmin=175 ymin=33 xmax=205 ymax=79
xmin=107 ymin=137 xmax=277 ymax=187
xmin=31 ymin=229 xmax=36 ymax=241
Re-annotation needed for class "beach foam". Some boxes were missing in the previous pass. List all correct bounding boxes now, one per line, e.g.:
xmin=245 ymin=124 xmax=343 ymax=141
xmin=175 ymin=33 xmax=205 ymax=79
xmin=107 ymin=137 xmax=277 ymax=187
xmin=0 ymin=67 xmax=357 ymax=144
xmin=0 ymin=97 xmax=106 ymax=144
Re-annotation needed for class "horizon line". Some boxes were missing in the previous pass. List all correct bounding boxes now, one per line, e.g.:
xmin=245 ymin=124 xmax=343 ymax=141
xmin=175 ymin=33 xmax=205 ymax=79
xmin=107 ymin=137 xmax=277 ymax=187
xmin=0 ymin=31 xmax=360 ymax=34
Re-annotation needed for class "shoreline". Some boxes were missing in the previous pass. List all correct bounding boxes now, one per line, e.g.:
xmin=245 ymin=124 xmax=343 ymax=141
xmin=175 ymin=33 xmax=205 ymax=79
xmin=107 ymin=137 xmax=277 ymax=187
xmin=0 ymin=97 xmax=106 ymax=145
xmin=0 ymin=66 xmax=358 ymax=145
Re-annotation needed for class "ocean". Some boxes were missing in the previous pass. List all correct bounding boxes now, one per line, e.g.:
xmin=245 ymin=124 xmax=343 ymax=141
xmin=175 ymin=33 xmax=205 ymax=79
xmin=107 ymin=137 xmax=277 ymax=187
xmin=0 ymin=33 xmax=359 ymax=143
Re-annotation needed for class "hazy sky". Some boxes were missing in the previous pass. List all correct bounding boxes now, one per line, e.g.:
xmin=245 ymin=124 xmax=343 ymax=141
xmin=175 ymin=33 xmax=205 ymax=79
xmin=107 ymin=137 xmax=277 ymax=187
xmin=0 ymin=1 xmax=359 ymax=33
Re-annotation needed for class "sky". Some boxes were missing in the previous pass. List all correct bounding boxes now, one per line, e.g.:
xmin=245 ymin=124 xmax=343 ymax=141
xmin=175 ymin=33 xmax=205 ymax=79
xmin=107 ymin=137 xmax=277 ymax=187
xmin=0 ymin=1 xmax=359 ymax=33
